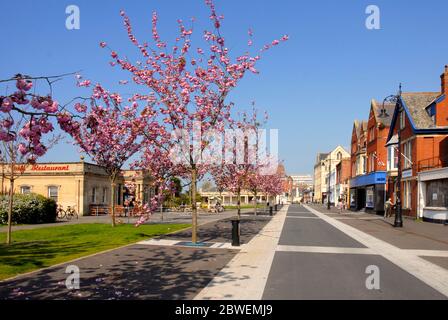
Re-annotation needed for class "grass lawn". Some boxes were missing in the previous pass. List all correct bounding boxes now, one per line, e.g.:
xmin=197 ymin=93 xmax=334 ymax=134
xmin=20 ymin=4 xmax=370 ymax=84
xmin=0 ymin=223 xmax=190 ymax=281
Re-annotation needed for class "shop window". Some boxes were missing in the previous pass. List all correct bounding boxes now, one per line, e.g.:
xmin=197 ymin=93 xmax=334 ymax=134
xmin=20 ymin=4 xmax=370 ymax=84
xmin=402 ymin=181 xmax=412 ymax=209
xmin=425 ymin=179 xmax=448 ymax=208
xmin=20 ymin=186 xmax=31 ymax=194
xmin=48 ymin=186 xmax=59 ymax=203
xmin=366 ymin=187 xmax=374 ymax=208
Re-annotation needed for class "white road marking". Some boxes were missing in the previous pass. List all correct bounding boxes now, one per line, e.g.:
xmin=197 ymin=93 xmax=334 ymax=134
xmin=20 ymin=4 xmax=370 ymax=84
xmin=405 ymin=250 xmax=448 ymax=257
xmin=304 ymin=205 xmax=448 ymax=298
xmin=276 ymin=245 xmax=375 ymax=255
xmin=334 ymin=217 xmax=384 ymax=220
xmin=194 ymin=205 xmax=290 ymax=300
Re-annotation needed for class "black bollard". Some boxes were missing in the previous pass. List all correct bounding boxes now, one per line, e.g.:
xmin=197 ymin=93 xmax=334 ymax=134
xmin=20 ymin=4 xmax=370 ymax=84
xmin=275 ymin=204 xmax=278 ymax=212
xmin=269 ymin=206 xmax=273 ymax=216
xmin=231 ymin=219 xmax=240 ymax=246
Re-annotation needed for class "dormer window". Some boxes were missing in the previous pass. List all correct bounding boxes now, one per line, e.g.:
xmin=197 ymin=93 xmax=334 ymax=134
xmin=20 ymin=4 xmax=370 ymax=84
xmin=426 ymin=104 xmax=436 ymax=124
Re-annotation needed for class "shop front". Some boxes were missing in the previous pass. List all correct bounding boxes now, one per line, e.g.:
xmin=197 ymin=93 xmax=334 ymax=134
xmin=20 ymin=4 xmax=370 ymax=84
xmin=349 ymin=171 xmax=387 ymax=214
xmin=418 ymin=167 xmax=448 ymax=223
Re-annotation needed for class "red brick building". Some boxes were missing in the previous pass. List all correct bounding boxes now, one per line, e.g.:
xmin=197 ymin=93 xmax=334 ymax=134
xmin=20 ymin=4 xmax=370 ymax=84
xmin=386 ymin=66 xmax=448 ymax=222
xmin=349 ymin=100 xmax=394 ymax=214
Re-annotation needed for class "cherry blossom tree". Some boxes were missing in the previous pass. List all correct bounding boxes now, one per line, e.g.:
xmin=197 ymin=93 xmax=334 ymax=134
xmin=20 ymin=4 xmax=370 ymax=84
xmin=60 ymin=83 xmax=157 ymax=227
xmin=0 ymin=75 xmax=70 ymax=244
xmin=97 ymin=0 xmax=287 ymax=242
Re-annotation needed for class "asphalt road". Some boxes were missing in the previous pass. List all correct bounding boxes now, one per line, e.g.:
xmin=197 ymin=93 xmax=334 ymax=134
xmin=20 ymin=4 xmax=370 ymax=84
xmin=262 ymin=205 xmax=446 ymax=300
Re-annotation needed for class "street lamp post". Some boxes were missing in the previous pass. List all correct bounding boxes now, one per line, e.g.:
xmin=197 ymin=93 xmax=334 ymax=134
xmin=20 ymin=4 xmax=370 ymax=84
xmin=379 ymin=85 xmax=403 ymax=228
xmin=327 ymin=157 xmax=331 ymax=210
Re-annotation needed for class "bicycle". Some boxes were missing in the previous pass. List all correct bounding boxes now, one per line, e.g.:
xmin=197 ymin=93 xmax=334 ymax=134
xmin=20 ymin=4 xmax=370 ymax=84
xmin=57 ymin=205 xmax=79 ymax=220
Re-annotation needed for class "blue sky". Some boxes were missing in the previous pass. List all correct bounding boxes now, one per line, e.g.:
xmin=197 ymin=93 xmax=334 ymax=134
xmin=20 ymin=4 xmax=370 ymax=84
xmin=1 ymin=0 xmax=448 ymax=175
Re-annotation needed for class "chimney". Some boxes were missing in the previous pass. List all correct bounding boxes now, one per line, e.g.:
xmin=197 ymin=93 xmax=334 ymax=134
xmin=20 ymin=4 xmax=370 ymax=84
xmin=441 ymin=65 xmax=448 ymax=95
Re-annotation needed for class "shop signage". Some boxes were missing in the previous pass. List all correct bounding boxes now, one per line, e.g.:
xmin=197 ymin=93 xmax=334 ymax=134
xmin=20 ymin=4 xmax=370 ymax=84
xmin=12 ymin=164 xmax=70 ymax=173
xmin=402 ymin=169 xmax=412 ymax=179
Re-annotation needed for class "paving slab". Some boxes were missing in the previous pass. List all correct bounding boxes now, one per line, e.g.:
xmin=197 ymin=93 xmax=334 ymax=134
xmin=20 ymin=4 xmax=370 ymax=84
xmin=163 ymin=215 xmax=271 ymax=245
xmin=0 ymin=245 xmax=236 ymax=300
xmin=278 ymin=216 xmax=366 ymax=248
xmin=262 ymin=252 xmax=446 ymax=300
xmin=334 ymin=216 xmax=448 ymax=251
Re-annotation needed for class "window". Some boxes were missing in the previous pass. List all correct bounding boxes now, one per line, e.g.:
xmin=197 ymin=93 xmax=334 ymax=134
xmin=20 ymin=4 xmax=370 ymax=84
xmin=400 ymin=110 xmax=406 ymax=129
xmin=48 ymin=186 xmax=59 ymax=203
xmin=387 ymin=146 xmax=398 ymax=171
xmin=426 ymin=105 xmax=436 ymax=124
xmin=102 ymin=187 xmax=107 ymax=204
xmin=402 ymin=181 xmax=412 ymax=209
xmin=403 ymin=141 xmax=412 ymax=169
xmin=362 ymin=155 xmax=367 ymax=174
xmin=337 ymin=152 xmax=342 ymax=160
xmin=369 ymin=154 xmax=375 ymax=172
xmin=20 ymin=186 xmax=31 ymax=194
xmin=369 ymin=127 xmax=375 ymax=142
xmin=92 ymin=187 xmax=97 ymax=203
xmin=425 ymin=179 xmax=448 ymax=207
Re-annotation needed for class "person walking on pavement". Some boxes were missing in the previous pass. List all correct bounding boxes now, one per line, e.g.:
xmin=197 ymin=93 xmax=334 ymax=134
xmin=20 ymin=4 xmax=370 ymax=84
xmin=384 ymin=197 xmax=394 ymax=218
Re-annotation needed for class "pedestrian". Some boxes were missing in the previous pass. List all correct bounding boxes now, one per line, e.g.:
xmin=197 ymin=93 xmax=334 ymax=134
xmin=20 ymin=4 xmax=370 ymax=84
xmin=384 ymin=197 xmax=394 ymax=218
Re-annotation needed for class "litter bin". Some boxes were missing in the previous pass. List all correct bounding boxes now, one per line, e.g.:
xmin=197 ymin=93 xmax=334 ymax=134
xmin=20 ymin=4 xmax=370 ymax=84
xmin=269 ymin=206 xmax=273 ymax=216
xmin=231 ymin=219 xmax=240 ymax=247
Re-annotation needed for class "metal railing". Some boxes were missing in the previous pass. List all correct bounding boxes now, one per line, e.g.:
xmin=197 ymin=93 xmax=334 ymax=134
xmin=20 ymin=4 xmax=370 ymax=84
xmin=417 ymin=155 xmax=448 ymax=172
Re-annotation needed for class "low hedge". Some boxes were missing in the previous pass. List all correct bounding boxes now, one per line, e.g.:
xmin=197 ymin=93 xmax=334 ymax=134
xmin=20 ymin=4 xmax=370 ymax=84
xmin=0 ymin=193 xmax=57 ymax=224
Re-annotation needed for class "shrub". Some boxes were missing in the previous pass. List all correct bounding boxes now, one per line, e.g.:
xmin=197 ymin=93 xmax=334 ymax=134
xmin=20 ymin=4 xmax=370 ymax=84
xmin=0 ymin=193 xmax=57 ymax=224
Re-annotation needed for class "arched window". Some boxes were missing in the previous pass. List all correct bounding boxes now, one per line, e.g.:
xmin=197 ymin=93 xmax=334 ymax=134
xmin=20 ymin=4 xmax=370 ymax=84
xmin=337 ymin=152 xmax=342 ymax=160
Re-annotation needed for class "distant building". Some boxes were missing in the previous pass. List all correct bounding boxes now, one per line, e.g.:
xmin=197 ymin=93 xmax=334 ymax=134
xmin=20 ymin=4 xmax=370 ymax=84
xmin=314 ymin=146 xmax=350 ymax=205
xmin=290 ymin=174 xmax=313 ymax=203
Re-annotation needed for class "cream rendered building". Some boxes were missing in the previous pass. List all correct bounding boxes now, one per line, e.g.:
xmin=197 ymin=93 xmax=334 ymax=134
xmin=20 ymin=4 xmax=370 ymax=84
xmin=314 ymin=146 xmax=350 ymax=204
xmin=1 ymin=161 xmax=153 ymax=216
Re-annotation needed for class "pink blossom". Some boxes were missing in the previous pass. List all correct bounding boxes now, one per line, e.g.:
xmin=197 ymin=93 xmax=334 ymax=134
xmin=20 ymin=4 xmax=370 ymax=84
xmin=1 ymin=97 xmax=13 ymax=112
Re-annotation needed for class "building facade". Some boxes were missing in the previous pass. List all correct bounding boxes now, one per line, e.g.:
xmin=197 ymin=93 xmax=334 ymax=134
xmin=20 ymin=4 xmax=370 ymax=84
xmin=1 ymin=161 xmax=154 ymax=216
xmin=290 ymin=174 xmax=313 ymax=203
xmin=313 ymin=153 xmax=328 ymax=203
xmin=386 ymin=66 xmax=448 ymax=222
xmin=350 ymin=100 xmax=394 ymax=214
xmin=321 ymin=146 xmax=350 ymax=205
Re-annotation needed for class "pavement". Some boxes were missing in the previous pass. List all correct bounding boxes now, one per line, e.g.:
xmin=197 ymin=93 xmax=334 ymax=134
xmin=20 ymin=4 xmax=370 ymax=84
xmin=0 ymin=213 xmax=271 ymax=299
xmin=261 ymin=204 xmax=448 ymax=300
xmin=2 ymin=203 xmax=448 ymax=300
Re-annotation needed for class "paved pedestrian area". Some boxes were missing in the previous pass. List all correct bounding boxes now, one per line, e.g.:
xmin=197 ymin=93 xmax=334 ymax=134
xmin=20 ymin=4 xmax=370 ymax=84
xmin=0 ymin=208 xmax=252 ymax=232
xmin=0 ymin=214 xmax=271 ymax=300
xmin=262 ymin=205 xmax=448 ymax=300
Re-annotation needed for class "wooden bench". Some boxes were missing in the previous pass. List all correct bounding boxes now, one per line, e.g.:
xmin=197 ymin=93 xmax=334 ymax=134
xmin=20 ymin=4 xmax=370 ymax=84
xmin=89 ymin=205 xmax=126 ymax=216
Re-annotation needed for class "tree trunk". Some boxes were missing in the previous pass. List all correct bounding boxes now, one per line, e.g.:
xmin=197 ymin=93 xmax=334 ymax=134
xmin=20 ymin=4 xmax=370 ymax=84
xmin=191 ymin=167 xmax=198 ymax=243
xmin=6 ymin=179 xmax=14 ymax=245
xmin=254 ymin=191 xmax=258 ymax=216
xmin=110 ymin=178 xmax=116 ymax=227
xmin=237 ymin=188 xmax=241 ymax=220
